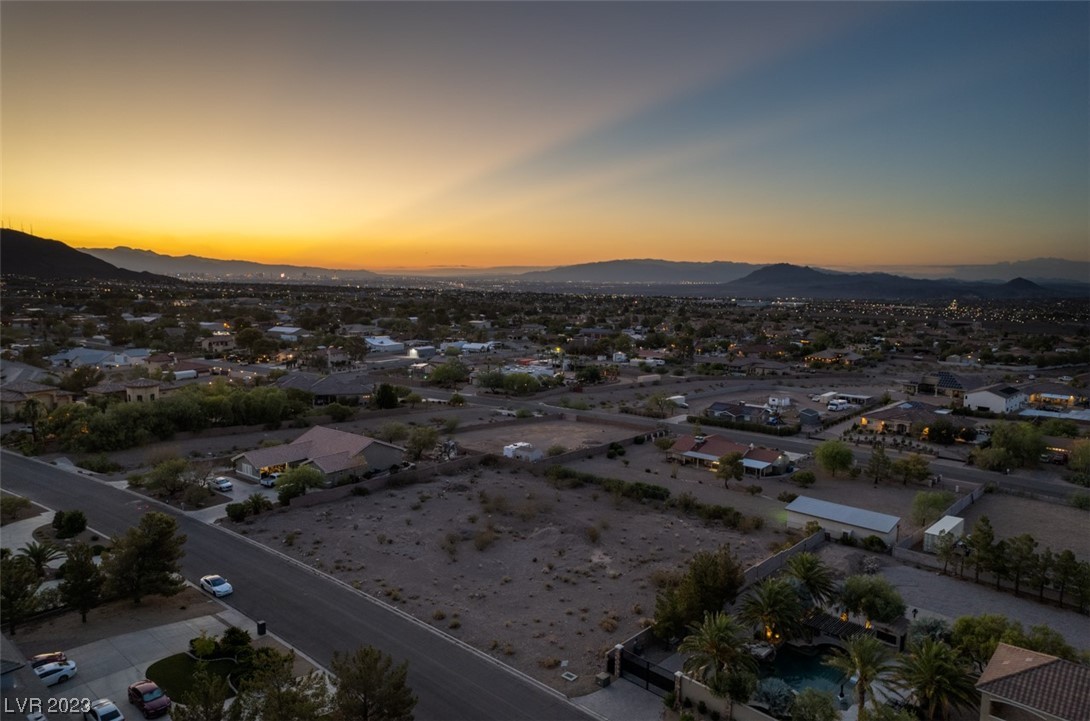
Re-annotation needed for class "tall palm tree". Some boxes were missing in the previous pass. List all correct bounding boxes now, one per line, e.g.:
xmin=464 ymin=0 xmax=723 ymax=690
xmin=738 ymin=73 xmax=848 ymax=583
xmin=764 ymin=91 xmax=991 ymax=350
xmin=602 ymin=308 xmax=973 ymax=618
xmin=19 ymin=541 xmax=63 ymax=578
xmin=679 ymin=611 xmax=757 ymax=711
xmin=895 ymin=639 xmax=977 ymax=721
xmin=824 ymin=634 xmax=897 ymax=721
xmin=784 ymin=552 xmax=837 ymax=608
xmin=739 ymin=577 xmax=805 ymax=644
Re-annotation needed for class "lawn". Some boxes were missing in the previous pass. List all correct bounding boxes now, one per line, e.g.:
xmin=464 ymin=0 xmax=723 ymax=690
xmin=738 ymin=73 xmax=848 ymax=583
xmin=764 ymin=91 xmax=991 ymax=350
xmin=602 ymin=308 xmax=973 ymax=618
xmin=146 ymin=653 xmax=238 ymax=699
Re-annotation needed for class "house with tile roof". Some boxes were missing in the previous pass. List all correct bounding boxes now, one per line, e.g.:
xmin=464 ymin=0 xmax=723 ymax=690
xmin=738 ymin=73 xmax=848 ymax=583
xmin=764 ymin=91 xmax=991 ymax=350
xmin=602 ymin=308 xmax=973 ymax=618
xmin=0 ymin=380 xmax=74 ymax=417
xmin=858 ymin=400 xmax=977 ymax=438
xmin=976 ymin=643 xmax=1090 ymax=721
xmin=232 ymin=425 xmax=405 ymax=485
xmin=667 ymin=434 xmax=790 ymax=477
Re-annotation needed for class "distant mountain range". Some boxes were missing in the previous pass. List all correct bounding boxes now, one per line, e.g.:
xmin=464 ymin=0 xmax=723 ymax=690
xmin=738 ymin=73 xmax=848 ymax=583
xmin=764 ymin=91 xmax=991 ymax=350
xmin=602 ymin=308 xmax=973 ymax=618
xmin=0 ymin=230 xmax=170 ymax=283
xmin=79 ymin=246 xmax=380 ymax=280
xmin=2 ymin=232 xmax=1085 ymax=300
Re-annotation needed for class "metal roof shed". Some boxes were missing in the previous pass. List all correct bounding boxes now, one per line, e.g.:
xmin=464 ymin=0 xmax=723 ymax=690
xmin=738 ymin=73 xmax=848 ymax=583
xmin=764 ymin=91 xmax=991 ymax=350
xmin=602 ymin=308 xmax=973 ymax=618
xmin=923 ymin=515 xmax=965 ymax=553
xmin=784 ymin=496 xmax=902 ymax=546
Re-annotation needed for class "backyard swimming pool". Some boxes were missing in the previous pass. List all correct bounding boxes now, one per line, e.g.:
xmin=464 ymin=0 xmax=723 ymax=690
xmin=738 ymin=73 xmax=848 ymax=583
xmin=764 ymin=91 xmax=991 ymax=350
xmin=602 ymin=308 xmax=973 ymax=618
xmin=763 ymin=644 xmax=854 ymax=697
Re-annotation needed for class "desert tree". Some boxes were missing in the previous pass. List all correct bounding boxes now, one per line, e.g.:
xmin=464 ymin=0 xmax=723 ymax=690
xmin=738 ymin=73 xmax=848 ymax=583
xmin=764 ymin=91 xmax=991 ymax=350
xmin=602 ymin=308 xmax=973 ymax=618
xmin=101 ymin=511 xmax=186 ymax=605
xmin=59 ymin=542 xmax=102 ymax=623
xmin=330 ymin=645 xmax=417 ymax=721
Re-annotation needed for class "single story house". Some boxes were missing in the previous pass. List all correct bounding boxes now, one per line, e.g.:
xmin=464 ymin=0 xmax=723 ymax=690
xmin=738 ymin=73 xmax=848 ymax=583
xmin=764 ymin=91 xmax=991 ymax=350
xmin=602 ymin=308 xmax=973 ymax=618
xmin=858 ymin=401 xmax=976 ymax=438
xmin=365 ymin=336 xmax=405 ymax=354
xmin=668 ymin=434 xmax=790 ymax=477
xmin=1026 ymin=381 xmax=1086 ymax=410
xmin=976 ymin=643 xmax=1090 ymax=721
xmin=784 ymin=496 xmax=901 ymax=546
xmin=705 ymin=401 xmax=754 ymax=422
xmin=965 ymin=384 xmax=1027 ymax=414
xmin=232 ymin=426 xmax=405 ymax=485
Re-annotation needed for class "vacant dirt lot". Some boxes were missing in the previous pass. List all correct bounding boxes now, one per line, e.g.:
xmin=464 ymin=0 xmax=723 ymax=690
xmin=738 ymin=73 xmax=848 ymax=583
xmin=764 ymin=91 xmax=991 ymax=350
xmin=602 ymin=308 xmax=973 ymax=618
xmin=454 ymin=419 xmax=636 ymax=456
xmin=957 ymin=492 xmax=1090 ymax=559
xmin=229 ymin=463 xmax=785 ymax=696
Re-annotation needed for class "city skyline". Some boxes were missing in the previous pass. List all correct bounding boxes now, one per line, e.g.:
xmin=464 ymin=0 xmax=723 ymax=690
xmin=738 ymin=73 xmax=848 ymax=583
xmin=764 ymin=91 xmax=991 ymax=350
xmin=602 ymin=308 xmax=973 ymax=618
xmin=2 ymin=1 xmax=1087 ymax=271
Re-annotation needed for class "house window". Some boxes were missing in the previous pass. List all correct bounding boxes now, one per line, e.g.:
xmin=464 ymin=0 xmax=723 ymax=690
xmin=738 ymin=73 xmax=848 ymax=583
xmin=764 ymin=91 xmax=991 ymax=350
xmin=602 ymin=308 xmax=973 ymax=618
xmin=136 ymin=394 xmax=143 ymax=402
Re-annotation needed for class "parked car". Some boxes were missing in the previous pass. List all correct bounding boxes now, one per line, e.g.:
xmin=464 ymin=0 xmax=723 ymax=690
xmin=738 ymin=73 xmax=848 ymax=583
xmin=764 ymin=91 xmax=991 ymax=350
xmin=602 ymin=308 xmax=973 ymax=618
xmin=127 ymin=680 xmax=171 ymax=718
xmin=260 ymin=472 xmax=280 ymax=488
xmin=199 ymin=574 xmax=234 ymax=597
xmin=209 ymin=476 xmax=233 ymax=492
xmin=29 ymin=651 xmax=67 ymax=668
xmin=34 ymin=660 xmax=77 ymax=686
xmin=84 ymin=699 xmax=124 ymax=721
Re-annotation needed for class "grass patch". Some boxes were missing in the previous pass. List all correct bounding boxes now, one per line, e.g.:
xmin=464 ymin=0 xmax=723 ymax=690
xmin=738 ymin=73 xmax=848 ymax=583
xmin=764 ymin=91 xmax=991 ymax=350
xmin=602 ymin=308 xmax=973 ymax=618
xmin=146 ymin=653 xmax=237 ymax=699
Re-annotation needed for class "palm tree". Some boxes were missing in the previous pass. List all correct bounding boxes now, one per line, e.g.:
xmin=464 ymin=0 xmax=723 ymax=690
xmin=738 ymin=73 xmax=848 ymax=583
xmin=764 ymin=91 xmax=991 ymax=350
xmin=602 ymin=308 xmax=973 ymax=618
xmin=895 ymin=639 xmax=977 ymax=721
xmin=785 ymin=552 xmax=837 ymax=608
xmin=739 ymin=577 xmax=805 ymax=644
xmin=19 ymin=541 xmax=63 ymax=578
xmin=679 ymin=611 xmax=757 ymax=713
xmin=824 ymin=634 xmax=897 ymax=721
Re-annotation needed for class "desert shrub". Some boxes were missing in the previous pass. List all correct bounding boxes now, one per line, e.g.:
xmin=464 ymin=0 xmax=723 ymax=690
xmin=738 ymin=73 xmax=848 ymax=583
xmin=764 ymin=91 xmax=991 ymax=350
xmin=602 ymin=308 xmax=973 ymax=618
xmin=861 ymin=535 xmax=888 ymax=553
xmin=777 ymin=491 xmax=798 ymax=503
xmin=539 ymin=657 xmax=561 ymax=669
xmin=474 ymin=526 xmax=498 ymax=551
xmin=441 ymin=532 xmax=459 ymax=560
xmin=0 ymin=495 xmax=30 ymax=521
xmin=586 ymin=526 xmax=601 ymax=544
xmin=351 ymin=486 xmax=370 ymax=496
xmin=546 ymin=444 xmax=567 ymax=457
xmin=599 ymin=617 xmax=618 ymax=632
xmin=225 ymin=503 xmax=249 ymax=522
xmin=325 ymin=403 xmax=355 ymax=422
xmin=182 ymin=483 xmax=212 ymax=507
xmin=190 ymin=631 xmax=217 ymax=659
xmin=1070 ymin=492 xmax=1090 ymax=511
xmin=633 ymin=435 xmax=645 ymax=445
xmin=791 ymin=470 xmax=816 ymax=487
xmin=744 ymin=484 xmax=763 ymax=496
xmin=52 ymin=510 xmax=87 ymax=538
xmin=78 ymin=453 xmax=123 ymax=474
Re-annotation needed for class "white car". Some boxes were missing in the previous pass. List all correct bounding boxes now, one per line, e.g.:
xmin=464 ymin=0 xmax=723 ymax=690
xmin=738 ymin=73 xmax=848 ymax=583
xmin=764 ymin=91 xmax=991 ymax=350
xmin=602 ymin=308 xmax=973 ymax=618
xmin=260 ymin=472 xmax=280 ymax=488
xmin=35 ymin=660 xmax=77 ymax=687
xmin=210 ymin=476 xmax=233 ymax=492
xmin=84 ymin=699 xmax=124 ymax=721
xmin=200 ymin=574 xmax=233 ymax=597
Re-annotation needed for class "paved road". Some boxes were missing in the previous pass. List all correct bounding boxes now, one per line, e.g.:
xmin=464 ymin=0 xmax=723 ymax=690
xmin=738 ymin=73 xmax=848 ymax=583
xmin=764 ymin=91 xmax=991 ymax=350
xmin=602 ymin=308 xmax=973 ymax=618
xmin=1 ymin=451 xmax=595 ymax=721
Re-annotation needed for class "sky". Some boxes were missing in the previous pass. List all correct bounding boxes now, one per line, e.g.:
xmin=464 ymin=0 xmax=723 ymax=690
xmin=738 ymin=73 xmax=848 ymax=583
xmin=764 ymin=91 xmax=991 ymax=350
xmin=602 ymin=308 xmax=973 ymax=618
xmin=2 ymin=1 xmax=1087 ymax=272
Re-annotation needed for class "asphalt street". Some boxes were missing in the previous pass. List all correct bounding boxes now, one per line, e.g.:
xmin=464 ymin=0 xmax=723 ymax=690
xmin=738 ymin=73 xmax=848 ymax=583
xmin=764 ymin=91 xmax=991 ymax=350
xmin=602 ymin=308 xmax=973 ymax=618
xmin=1 ymin=451 xmax=596 ymax=721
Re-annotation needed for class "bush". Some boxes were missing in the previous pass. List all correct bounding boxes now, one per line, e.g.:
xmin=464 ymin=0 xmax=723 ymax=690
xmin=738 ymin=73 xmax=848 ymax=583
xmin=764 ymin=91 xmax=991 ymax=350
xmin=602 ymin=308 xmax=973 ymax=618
xmin=791 ymin=470 xmax=816 ymax=487
xmin=777 ymin=491 xmax=798 ymax=503
xmin=744 ymin=484 xmax=763 ymax=496
xmin=182 ymin=484 xmax=211 ymax=508
xmin=225 ymin=503 xmax=249 ymax=522
xmin=351 ymin=486 xmax=370 ymax=497
xmin=861 ymin=535 xmax=888 ymax=553
xmin=1071 ymin=492 xmax=1090 ymax=511
xmin=78 ymin=453 xmax=123 ymax=474
xmin=0 ymin=495 xmax=30 ymax=521
xmin=52 ymin=510 xmax=87 ymax=538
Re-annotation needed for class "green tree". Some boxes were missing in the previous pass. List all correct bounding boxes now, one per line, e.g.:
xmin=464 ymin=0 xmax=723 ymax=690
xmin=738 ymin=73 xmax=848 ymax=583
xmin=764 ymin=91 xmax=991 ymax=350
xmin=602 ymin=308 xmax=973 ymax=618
xmin=372 ymin=383 xmax=400 ymax=409
xmin=429 ymin=360 xmax=470 ymax=388
xmin=789 ymin=688 xmax=841 ymax=721
xmin=405 ymin=427 xmax=439 ymax=461
xmin=59 ymin=366 xmax=106 ymax=394
xmin=1068 ymin=439 xmax=1090 ymax=473
xmin=1052 ymin=550 xmax=1081 ymax=607
xmin=653 ymin=546 xmax=745 ymax=641
xmin=785 ymin=552 xmax=836 ymax=608
xmin=678 ymin=612 xmax=757 ymax=716
xmin=950 ymin=613 xmax=1022 ymax=673
xmin=102 ymin=511 xmax=186 ymax=605
xmin=502 ymin=372 xmax=541 ymax=395
xmin=910 ymin=491 xmax=955 ymax=527
xmin=839 ymin=575 xmax=906 ymax=624
xmin=145 ymin=457 xmax=194 ymax=497
xmin=824 ymin=634 xmax=897 ymax=721
xmin=738 ymin=577 xmax=805 ymax=645
xmin=0 ymin=555 xmax=42 ymax=635
xmin=716 ymin=452 xmax=744 ymax=486
xmin=59 ymin=542 xmax=103 ymax=623
xmin=19 ymin=540 xmax=63 ymax=578
xmin=891 ymin=454 xmax=931 ymax=486
xmin=170 ymin=662 xmax=230 ymax=721
xmin=815 ymin=440 xmax=853 ymax=477
xmin=965 ymin=516 xmax=996 ymax=584
xmin=1003 ymin=533 xmax=1038 ymax=596
xmin=989 ymin=422 xmax=1045 ymax=467
xmin=865 ymin=445 xmax=892 ymax=486
xmin=896 ymin=639 xmax=976 ymax=721
xmin=375 ymin=422 xmax=410 ymax=443
xmin=330 ymin=645 xmax=417 ymax=721
xmin=232 ymin=648 xmax=330 ymax=721
xmin=934 ymin=532 xmax=959 ymax=576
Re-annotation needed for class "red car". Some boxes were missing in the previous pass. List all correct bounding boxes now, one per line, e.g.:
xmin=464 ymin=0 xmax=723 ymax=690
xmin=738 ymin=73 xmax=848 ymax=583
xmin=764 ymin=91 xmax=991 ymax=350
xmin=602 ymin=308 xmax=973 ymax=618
xmin=127 ymin=680 xmax=171 ymax=719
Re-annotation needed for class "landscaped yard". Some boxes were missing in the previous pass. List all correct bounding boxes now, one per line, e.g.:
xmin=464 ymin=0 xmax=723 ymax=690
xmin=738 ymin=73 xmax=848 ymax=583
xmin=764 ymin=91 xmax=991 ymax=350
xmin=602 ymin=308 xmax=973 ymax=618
xmin=147 ymin=653 xmax=238 ymax=699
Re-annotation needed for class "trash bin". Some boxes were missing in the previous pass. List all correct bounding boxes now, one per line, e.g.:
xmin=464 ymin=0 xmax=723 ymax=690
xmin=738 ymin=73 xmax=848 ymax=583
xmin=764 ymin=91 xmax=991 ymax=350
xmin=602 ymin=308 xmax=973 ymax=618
xmin=257 ymin=620 xmax=266 ymax=636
